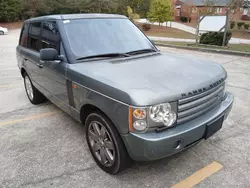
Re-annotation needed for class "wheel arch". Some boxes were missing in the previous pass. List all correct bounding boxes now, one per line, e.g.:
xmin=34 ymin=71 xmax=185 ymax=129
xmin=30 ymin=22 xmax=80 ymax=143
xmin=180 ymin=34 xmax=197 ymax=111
xmin=79 ymin=103 xmax=125 ymax=134
xmin=80 ymin=104 xmax=110 ymax=125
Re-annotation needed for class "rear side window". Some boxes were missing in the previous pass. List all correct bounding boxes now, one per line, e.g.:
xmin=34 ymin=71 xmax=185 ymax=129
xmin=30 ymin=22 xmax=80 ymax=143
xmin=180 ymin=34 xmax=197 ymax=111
xmin=27 ymin=22 xmax=41 ymax=51
xmin=19 ymin=24 xmax=29 ymax=47
xmin=41 ymin=21 xmax=60 ymax=52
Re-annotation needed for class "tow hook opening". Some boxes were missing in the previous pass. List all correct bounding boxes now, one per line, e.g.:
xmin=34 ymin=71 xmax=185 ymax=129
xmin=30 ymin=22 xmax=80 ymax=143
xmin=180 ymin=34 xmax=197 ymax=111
xmin=174 ymin=140 xmax=183 ymax=150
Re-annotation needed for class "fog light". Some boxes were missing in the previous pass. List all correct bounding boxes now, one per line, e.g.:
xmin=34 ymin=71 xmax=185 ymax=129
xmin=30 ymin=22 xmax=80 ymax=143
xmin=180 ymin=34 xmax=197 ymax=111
xmin=133 ymin=120 xmax=147 ymax=131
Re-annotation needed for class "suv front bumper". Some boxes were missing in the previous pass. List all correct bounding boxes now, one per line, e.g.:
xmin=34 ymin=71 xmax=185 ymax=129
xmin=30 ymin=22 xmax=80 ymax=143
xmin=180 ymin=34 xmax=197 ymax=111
xmin=121 ymin=92 xmax=233 ymax=161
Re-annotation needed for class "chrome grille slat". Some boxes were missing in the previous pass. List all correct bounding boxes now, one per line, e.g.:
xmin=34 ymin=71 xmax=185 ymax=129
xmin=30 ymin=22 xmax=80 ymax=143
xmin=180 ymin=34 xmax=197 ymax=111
xmin=178 ymin=86 xmax=224 ymax=112
xmin=178 ymin=96 xmax=218 ymax=119
xmin=179 ymin=84 xmax=224 ymax=105
xmin=177 ymin=83 xmax=225 ymax=124
xmin=177 ymin=100 xmax=221 ymax=124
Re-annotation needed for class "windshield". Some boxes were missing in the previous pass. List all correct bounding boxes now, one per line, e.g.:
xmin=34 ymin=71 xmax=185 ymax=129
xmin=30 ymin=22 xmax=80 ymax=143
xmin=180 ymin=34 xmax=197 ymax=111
xmin=63 ymin=18 xmax=155 ymax=59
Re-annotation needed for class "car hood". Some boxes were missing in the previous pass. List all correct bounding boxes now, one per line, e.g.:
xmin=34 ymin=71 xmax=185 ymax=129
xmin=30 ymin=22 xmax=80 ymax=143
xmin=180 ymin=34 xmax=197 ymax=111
xmin=68 ymin=52 xmax=227 ymax=106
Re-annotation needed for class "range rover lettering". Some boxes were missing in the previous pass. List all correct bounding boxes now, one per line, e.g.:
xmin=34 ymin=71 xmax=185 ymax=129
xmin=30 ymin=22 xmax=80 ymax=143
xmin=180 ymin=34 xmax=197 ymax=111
xmin=16 ymin=14 xmax=234 ymax=174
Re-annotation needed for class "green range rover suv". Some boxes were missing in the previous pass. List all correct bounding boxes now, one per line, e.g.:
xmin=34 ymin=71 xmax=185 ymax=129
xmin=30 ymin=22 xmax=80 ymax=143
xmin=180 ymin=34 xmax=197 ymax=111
xmin=16 ymin=14 xmax=234 ymax=174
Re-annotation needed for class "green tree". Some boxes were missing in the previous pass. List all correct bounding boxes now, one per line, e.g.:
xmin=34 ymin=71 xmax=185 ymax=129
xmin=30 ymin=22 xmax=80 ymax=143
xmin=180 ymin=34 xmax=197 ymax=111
xmin=0 ymin=0 xmax=150 ymax=22
xmin=80 ymin=0 xmax=120 ymax=13
xmin=147 ymin=0 xmax=173 ymax=26
xmin=20 ymin=0 xmax=52 ymax=19
xmin=0 ymin=0 xmax=21 ymax=22
xmin=134 ymin=0 xmax=150 ymax=17
xmin=127 ymin=6 xmax=140 ymax=21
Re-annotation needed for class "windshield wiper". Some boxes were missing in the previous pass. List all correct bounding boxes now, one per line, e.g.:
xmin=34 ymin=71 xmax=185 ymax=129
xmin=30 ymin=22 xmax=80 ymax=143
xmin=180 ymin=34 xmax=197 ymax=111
xmin=126 ymin=48 xmax=157 ymax=55
xmin=77 ymin=53 xmax=130 ymax=61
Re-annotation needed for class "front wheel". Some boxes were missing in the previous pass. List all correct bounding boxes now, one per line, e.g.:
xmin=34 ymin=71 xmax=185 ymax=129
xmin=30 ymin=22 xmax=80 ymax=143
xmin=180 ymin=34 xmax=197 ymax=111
xmin=24 ymin=73 xmax=46 ymax=104
xmin=0 ymin=31 xmax=4 ymax=35
xmin=85 ymin=112 xmax=131 ymax=174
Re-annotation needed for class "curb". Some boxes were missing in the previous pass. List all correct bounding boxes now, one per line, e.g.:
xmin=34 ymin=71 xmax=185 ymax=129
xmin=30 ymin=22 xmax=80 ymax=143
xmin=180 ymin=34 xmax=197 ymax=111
xmin=155 ymin=43 xmax=250 ymax=57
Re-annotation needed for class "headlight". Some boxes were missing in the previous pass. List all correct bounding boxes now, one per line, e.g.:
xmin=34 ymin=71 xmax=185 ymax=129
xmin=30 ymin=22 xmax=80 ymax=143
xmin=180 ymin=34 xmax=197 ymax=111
xmin=129 ymin=108 xmax=148 ymax=132
xmin=149 ymin=103 xmax=177 ymax=127
xmin=133 ymin=120 xmax=147 ymax=131
xmin=223 ymin=82 xmax=227 ymax=99
xmin=133 ymin=109 xmax=146 ymax=119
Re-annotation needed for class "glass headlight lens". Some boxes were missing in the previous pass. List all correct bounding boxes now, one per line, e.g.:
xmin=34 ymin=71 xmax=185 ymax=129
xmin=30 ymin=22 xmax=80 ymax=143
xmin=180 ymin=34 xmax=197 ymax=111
xmin=149 ymin=103 xmax=177 ymax=127
xmin=223 ymin=82 xmax=227 ymax=99
xmin=149 ymin=105 xmax=162 ymax=122
xmin=133 ymin=120 xmax=147 ymax=131
xmin=162 ymin=111 xmax=177 ymax=127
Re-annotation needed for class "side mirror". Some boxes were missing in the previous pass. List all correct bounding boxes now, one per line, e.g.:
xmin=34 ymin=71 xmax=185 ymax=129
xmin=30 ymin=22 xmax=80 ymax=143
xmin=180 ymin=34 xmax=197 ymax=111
xmin=40 ymin=48 xmax=61 ymax=61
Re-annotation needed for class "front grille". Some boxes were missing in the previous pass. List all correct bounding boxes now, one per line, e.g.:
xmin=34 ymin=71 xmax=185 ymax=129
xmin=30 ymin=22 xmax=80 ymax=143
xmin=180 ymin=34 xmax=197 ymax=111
xmin=177 ymin=84 xmax=225 ymax=124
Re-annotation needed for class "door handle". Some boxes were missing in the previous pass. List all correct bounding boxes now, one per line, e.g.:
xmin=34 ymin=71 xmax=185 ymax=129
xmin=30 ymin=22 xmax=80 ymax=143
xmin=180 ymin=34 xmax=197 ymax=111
xmin=24 ymin=58 xmax=28 ymax=61
xmin=36 ymin=63 xmax=43 ymax=68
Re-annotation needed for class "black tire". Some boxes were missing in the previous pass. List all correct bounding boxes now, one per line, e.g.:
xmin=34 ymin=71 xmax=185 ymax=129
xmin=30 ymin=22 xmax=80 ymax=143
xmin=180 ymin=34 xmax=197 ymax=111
xmin=85 ymin=112 xmax=131 ymax=174
xmin=0 ymin=31 xmax=4 ymax=35
xmin=23 ymin=73 xmax=46 ymax=104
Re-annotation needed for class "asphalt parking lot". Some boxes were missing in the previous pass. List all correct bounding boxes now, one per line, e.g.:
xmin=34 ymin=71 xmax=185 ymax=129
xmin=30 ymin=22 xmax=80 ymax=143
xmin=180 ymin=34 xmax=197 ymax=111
xmin=0 ymin=30 xmax=250 ymax=188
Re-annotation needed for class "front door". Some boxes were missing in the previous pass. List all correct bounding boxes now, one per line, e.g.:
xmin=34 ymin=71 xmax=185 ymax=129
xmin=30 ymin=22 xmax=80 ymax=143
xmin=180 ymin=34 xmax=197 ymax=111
xmin=38 ymin=21 xmax=70 ymax=114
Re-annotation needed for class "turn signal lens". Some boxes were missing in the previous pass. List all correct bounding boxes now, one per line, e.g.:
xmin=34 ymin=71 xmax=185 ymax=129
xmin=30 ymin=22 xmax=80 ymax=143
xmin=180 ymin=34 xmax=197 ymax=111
xmin=133 ymin=109 xmax=146 ymax=119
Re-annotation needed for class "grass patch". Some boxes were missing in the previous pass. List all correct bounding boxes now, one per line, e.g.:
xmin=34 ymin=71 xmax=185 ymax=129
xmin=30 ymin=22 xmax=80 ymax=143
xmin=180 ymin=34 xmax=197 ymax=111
xmin=136 ymin=22 xmax=196 ymax=39
xmin=145 ymin=29 xmax=196 ymax=39
xmin=155 ymin=41 xmax=250 ymax=53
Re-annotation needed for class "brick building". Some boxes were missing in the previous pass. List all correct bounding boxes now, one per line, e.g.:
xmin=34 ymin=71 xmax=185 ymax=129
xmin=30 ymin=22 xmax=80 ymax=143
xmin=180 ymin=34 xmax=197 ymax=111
xmin=173 ymin=0 xmax=250 ymax=22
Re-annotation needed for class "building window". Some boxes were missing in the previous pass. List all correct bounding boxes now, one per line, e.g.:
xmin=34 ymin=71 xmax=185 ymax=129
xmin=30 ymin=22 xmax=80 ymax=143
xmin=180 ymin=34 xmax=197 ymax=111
xmin=177 ymin=9 xmax=180 ymax=16
xmin=216 ymin=8 xmax=222 ymax=14
xmin=207 ymin=7 xmax=212 ymax=13
xmin=192 ymin=7 xmax=197 ymax=13
xmin=243 ymin=8 xmax=248 ymax=15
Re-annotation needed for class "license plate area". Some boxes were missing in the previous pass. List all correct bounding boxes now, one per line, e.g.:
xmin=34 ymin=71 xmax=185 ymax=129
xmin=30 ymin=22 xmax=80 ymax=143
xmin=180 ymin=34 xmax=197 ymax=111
xmin=205 ymin=115 xmax=224 ymax=140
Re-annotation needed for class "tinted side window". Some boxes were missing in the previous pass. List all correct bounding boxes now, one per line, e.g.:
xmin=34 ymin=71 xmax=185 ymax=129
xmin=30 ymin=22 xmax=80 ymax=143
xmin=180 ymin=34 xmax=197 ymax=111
xmin=19 ymin=24 xmax=29 ymax=47
xmin=27 ymin=22 xmax=41 ymax=51
xmin=41 ymin=21 xmax=60 ymax=52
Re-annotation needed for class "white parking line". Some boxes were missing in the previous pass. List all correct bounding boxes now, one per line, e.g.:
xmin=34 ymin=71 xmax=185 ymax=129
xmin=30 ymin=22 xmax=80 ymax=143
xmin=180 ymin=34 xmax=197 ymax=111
xmin=0 ymin=68 xmax=18 ymax=71
xmin=0 ymin=84 xmax=21 ymax=88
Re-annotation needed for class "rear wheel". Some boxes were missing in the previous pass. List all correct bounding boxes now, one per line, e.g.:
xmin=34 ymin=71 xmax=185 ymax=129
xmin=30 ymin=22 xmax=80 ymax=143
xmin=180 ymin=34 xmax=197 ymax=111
xmin=24 ymin=73 xmax=46 ymax=104
xmin=85 ymin=112 xmax=131 ymax=174
xmin=0 ymin=31 xmax=4 ymax=35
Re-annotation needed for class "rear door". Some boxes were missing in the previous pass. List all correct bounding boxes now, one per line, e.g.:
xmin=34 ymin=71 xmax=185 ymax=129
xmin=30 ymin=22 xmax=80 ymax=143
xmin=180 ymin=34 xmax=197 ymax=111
xmin=24 ymin=22 xmax=45 ymax=92
xmin=17 ymin=23 xmax=29 ymax=70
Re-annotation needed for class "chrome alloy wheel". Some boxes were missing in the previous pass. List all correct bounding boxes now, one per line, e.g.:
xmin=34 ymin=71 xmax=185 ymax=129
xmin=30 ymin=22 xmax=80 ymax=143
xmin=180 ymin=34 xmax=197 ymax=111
xmin=88 ymin=121 xmax=115 ymax=167
xmin=24 ymin=76 xmax=34 ymax=100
